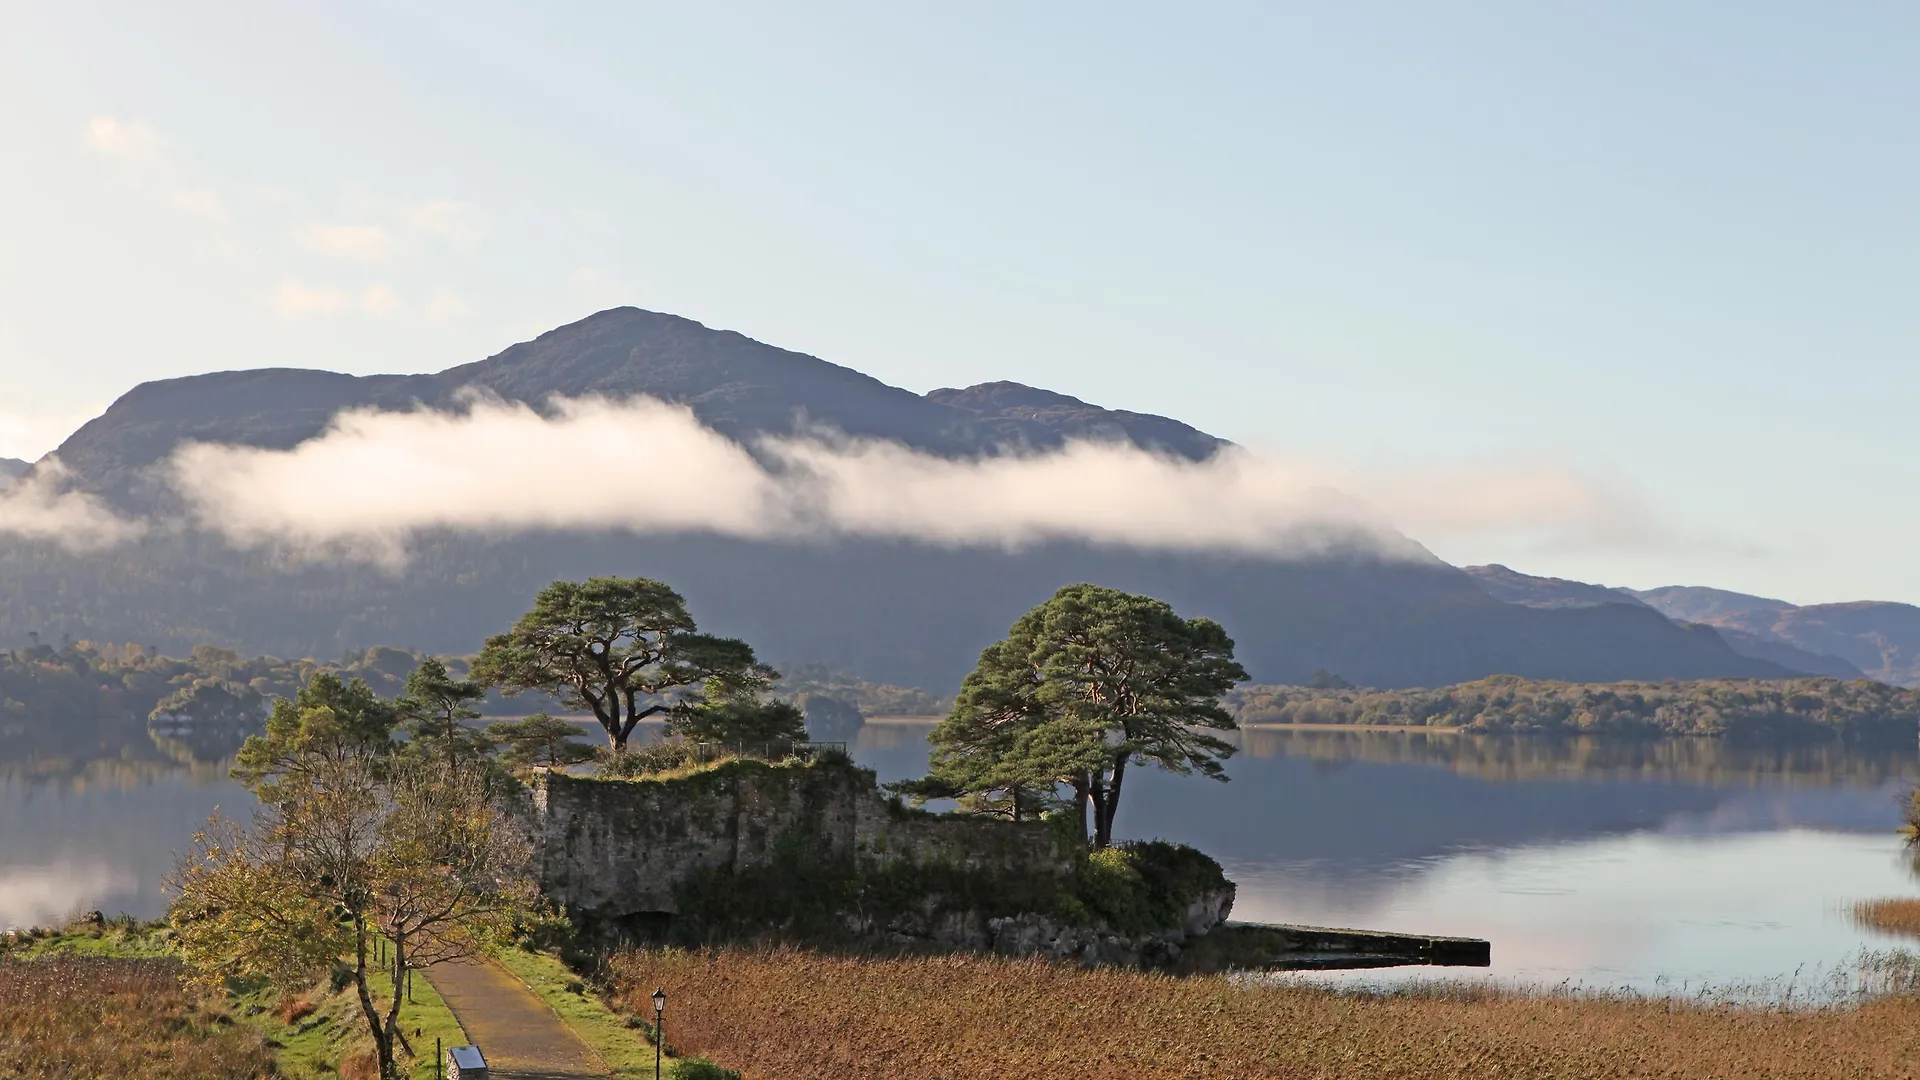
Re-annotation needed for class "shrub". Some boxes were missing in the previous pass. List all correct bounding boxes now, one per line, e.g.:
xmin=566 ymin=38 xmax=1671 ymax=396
xmin=599 ymin=741 xmax=706 ymax=777
xmin=275 ymin=993 xmax=317 ymax=1024
xmin=669 ymin=1057 xmax=744 ymax=1080
xmin=1078 ymin=847 xmax=1149 ymax=931
xmin=812 ymin=743 xmax=854 ymax=766
xmin=1071 ymin=841 xmax=1228 ymax=934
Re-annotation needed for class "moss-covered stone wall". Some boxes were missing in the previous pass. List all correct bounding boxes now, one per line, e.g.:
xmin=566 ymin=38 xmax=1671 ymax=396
xmin=528 ymin=759 xmax=1075 ymax=922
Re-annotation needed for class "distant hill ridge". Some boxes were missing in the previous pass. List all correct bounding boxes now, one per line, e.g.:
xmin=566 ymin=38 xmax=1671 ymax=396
xmin=1 ymin=307 xmax=1795 ymax=690
xmin=1463 ymin=564 xmax=1652 ymax=610
xmin=1464 ymin=565 xmax=1910 ymax=686
xmin=1634 ymin=590 xmax=1920 ymax=688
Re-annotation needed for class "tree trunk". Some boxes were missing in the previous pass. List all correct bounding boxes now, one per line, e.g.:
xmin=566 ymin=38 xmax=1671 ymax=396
xmin=351 ymin=921 xmax=399 ymax=1080
xmin=1088 ymin=773 xmax=1111 ymax=849
xmin=1072 ymin=779 xmax=1091 ymax=847
xmin=385 ymin=929 xmax=414 ymax=1063
xmin=1098 ymin=756 xmax=1129 ymax=850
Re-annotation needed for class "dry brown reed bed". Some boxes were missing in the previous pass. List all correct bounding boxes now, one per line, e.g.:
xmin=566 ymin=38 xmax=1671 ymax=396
xmin=0 ymin=955 xmax=275 ymax=1080
xmin=607 ymin=946 xmax=1920 ymax=1080
xmin=1856 ymin=898 xmax=1920 ymax=940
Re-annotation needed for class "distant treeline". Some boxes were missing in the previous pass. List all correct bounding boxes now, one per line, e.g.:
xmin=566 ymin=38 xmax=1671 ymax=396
xmin=1227 ymin=675 xmax=1920 ymax=741
xmin=0 ymin=638 xmax=941 ymax=767
xmin=0 ymin=640 xmax=460 ymax=768
xmin=774 ymin=662 xmax=949 ymax=717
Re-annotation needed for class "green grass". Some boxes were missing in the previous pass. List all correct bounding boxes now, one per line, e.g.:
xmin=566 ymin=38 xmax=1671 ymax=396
xmin=1 ymin=918 xmax=176 ymax=959
xmin=233 ymin=946 xmax=469 ymax=1080
xmin=398 ymin=966 xmax=471 ymax=1080
xmin=494 ymin=945 xmax=677 ymax=1079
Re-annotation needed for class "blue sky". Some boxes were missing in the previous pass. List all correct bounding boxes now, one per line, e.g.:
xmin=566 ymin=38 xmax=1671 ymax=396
xmin=2 ymin=2 xmax=1915 ymax=603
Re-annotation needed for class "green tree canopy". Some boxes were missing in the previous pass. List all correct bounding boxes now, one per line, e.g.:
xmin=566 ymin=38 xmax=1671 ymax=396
xmin=908 ymin=584 xmax=1247 ymax=847
xmin=666 ymin=698 xmax=809 ymax=746
xmin=472 ymin=576 xmax=767 ymax=752
xmin=397 ymin=657 xmax=490 ymax=769
xmin=231 ymin=671 xmax=399 ymax=799
xmin=485 ymin=713 xmax=598 ymax=772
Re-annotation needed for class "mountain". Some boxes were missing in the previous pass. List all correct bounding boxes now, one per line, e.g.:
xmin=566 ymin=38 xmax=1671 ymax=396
xmin=1465 ymin=565 xmax=1868 ymax=682
xmin=1635 ymin=591 xmax=1920 ymax=687
xmin=51 ymin=308 xmax=1224 ymax=510
xmin=1463 ymin=564 xmax=1652 ymax=610
xmin=1630 ymin=586 xmax=1793 ymax=623
xmin=1703 ymin=627 xmax=1869 ymax=682
xmin=4 ymin=308 xmax=1792 ymax=691
xmin=0 ymin=459 xmax=26 ymax=488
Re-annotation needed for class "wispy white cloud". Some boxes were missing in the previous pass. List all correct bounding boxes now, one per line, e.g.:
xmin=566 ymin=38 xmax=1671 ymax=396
xmin=272 ymin=280 xmax=347 ymax=315
xmin=86 ymin=116 xmax=227 ymax=221
xmin=361 ymin=285 xmax=402 ymax=316
xmin=170 ymin=395 xmax=782 ymax=566
xmin=0 ymin=459 xmax=146 ymax=550
xmin=294 ymin=223 xmax=393 ymax=261
xmin=87 ymin=116 xmax=168 ymax=168
xmin=407 ymin=201 xmax=486 ymax=251
xmin=163 ymin=394 xmax=1658 ymax=568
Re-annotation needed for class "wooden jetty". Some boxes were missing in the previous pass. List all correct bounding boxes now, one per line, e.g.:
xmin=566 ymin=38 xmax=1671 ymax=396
xmin=1181 ymin=921 xmax=1491 ymax=973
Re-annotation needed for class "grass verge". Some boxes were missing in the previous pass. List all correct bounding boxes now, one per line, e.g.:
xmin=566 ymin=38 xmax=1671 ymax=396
xmin=494 ymin=944 xmax=677 ymax=1078
xmin=240 ymin=959 xmax=469 ymax=1080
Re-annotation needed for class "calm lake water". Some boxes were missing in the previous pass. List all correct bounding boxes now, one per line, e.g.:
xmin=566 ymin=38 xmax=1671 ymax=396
xmin=7 ymin=719 xmax=1919 ymax=996
xmin=858 ymin=722 xmax=1920 ymax=995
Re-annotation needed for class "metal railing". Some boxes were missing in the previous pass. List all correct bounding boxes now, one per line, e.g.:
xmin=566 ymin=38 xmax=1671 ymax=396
xmin=680 ymin=739 xmax=848 ymax=764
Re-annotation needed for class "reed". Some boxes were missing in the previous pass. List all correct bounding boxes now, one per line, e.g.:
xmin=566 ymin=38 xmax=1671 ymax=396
xmin=607 ymin=945 xmax=1920 ymax=1080
xmin=0 ymin=955 xmax=275 ymax=1080
xmin=1855 ymin=898 xmax=1920 ymax=939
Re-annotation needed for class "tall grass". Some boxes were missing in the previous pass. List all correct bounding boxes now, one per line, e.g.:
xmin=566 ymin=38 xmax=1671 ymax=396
xmin=1856 ymin=898 xmax=1920 ymax=939
xmin=0 ymin=955 xmax=275 ymax=1080
xmin=607 ymin=945 xmax=1920 ymax=1080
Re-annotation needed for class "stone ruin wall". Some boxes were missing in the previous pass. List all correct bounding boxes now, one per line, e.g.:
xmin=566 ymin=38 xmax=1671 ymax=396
xmin=527 ymin=762 xmax=1076 ymax=920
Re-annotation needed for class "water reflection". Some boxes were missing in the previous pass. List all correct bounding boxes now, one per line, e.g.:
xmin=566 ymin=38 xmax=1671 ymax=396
xmin=8 ymin=714 xmax=1920 ymax=993
xmin=0 ymin=713 xmax=250 ymax=929
xmin=860 ymin=723 xmax=1920 ymax=993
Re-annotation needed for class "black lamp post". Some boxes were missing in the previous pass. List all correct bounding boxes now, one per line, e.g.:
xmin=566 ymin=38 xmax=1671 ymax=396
xmin=651 ymin=988 xmax=667 ymax=1080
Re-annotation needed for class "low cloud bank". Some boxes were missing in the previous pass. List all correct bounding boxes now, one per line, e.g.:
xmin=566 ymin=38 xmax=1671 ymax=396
xmin=0 ymin=460 xmax=147 ymax=549
xmin=162 ymin=394 xmax=1649 ymax=566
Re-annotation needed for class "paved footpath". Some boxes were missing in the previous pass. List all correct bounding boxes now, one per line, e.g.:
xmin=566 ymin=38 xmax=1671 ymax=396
xmin=428 ymin=958 xmax=612 ymax=1080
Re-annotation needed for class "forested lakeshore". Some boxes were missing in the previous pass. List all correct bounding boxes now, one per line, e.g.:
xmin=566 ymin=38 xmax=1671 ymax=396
xmin=0 ymin=637 xmax=933 ymax=774
xmin=1227 ymin=675 xmax=1920 ymax=741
